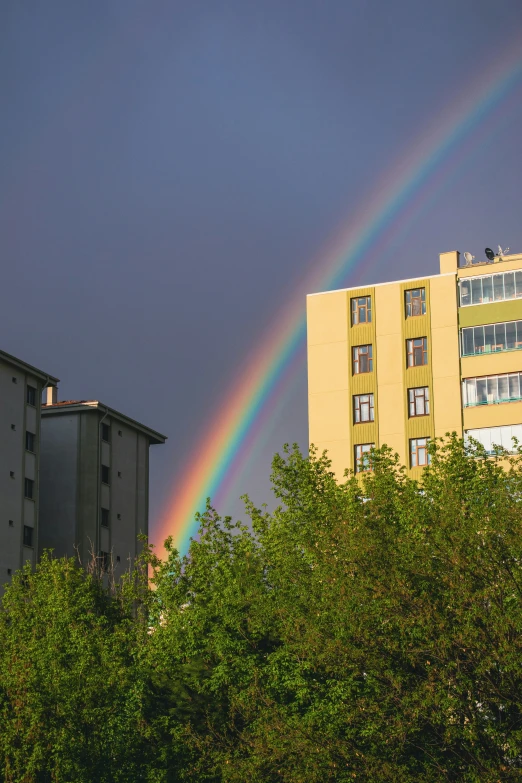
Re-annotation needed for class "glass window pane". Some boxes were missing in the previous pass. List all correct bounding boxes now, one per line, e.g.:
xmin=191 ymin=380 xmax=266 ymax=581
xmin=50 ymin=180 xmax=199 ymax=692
xmin=493 ymin=274 xmax=504 ymax=301
xmin=462 ymin=328 xmax=474 ymax=356
xmin=471 ymin=277 xmax=483 ymax=304
xmin=463 ymin=379 xmax=476 ymax=405
xmin=504 ymin=272 xmax=515 ymax=299
xmin=460 ymin=279 xmax=471 ymax=306
xmin=517 ymin=322 xmax=522 ymax=348
xmin=509 ymin=374 xmax=520 ymax=399
xmin=494 ymin=322 xmax=506 ymax=351
xmin=474 ymin=326 xmax=485 ymax=354
xmin=476 ymin=378 xmax=487 ymax=403
xmin=487 ymin=376 xmax=498 ymax=401
xmin=498 ymin=375 xmax=509 ymax=400
xmin=484 ymin=324 xmax=495 ymax=352
xmin=516 ymin=271 xmax=522 ymax=298
xmin=506 ymin=321 xmax=517 ymax=350
xmin=482 ymin=275 xmax=493 ymax=303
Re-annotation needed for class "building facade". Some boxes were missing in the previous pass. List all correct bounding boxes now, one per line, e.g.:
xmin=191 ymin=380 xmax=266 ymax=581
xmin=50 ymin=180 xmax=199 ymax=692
xmin=307 ymin=250 xmax=522 ymax=477
xmin=0 ymin=349 xmax=59 ymax=585
xmin=39 ymin=400 xmax=166 ymax=576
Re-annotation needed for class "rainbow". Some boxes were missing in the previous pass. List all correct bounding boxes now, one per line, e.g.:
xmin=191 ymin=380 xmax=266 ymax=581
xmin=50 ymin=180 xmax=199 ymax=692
xmin=157 ymin=37 xmax=522 ymax=556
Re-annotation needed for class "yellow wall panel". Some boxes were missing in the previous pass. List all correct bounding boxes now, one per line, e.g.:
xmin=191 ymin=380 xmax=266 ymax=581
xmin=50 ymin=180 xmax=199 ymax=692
xmin=430 ymin=275 xmax=458 ymax=329
xmin=433 ymin=376 xmax=463 ymax=437
xmin=463 ymin=401 xmax=522 ymax=430
xmin=313 ymin=440 xmax=352 ymax=480
xmin=307 ymin=342 xmax=348 ymax=394
xmin=306 ymin=292 xmax=348 ymax=346
xmin=308 ymin=390 xmax=351 ymax=443
xmin=375 ymin=284 xmax=402 ymax=336
xmin=461 ymin=351 xmax=522 ymax=378
xmin=459 ymin=300 xmax=522 ymax=328
xmin=377 ymin=384 xmax=404 ymax=436
xmin=376 ymin=334 xmax=403 ymax=385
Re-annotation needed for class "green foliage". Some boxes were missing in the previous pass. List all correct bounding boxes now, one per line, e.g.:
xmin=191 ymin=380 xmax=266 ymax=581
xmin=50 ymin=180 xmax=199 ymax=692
xmin=2 ymin=437 xmax=522 ymax=781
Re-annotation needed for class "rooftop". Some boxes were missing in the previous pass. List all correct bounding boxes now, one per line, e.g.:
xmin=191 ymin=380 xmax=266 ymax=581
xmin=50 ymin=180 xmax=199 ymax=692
xmin=0 ymin=348 xmax=59 ymax=385
xmin=42 ymin=399 xmax=167 ymax=445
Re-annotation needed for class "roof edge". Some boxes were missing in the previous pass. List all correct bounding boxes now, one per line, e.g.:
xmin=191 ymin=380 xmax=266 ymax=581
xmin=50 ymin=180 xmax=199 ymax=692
xmin=0 ymin=349 xmax=59 ymax=385
xmin=41 ymin=400 xmax=167 ymax=444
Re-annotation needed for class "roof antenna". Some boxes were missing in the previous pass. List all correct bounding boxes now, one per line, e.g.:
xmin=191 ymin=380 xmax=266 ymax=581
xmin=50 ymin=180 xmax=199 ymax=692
xmin=498 ymin=245 xmax=510 ymax=256
xmin=463 ymin=251 xmax=475 ymax=266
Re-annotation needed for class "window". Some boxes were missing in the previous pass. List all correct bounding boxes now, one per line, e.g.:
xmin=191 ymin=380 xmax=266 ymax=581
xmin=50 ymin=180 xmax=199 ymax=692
xmin=10 ymin=471 xmax=15 ymax=479
xmin=101 ymin=423 xmax=110 ymax=443
xmin=405 ymin=288 xmax=426 ymax=317
xmin=24 ymin=478 xmax=34 ymax=499
xmin=25 ymin=432 xmax=35 ymax=452
xmin=462 ymin=372 xmax=522 ymax=407
xmin=116 ymin=556 xmax=121 ymax=563
xmin=101 ymin=465 xmax=110 ymax=485
xmin=101 ymin=508 xmax=110 ymax=528
xmin=117 ymin=513 xmax=122 ymax=520
xmin=410 ymin=438 xmax=430 ymax=467
xmin=11 ymin=424 xmax=16 ymax=431
xmin=118 ymin=430 xmax=122 ymax=437
xmin=117 ymin=471 xmax=122 ymax=478
xmin=461 ymin=320 xmax=522 ymax=357
xmin=465 ymin=424 xmax=522 ymax=454
xmin=353 ymin=344 xmax=373 ymax=374
xmin=406 ymin=337 xmax=428 ymax=367
xmin=12 ymin=377 xmax=17 ymax=384
xmin=26 ymin=386 xmax=37 ymax=406
xmin=8 ymin=520 xmax=14 ymax=527
xmin=99 ymin=551 xmax=110 ymax=571
xmin=353 ymin=394 xmax=374 ymax=423
xmin=408 ymin=387 xmax=430 ymax=417
xmin=23 ymin=525 xmax=34 ymax=547
xmin=459 ymin=270 xmax=522 ymax=306
xmin=355 ymin=443 xmax=374 ymax=473
xmin=351 ymin=296 xmax=372 ymax=325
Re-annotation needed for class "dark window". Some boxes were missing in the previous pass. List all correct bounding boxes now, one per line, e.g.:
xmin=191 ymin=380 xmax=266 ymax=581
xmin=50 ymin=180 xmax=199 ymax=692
xmin=7 ymin=569 xmax=11 ymax=576
xmin=10 ymin=471 xmax=15 ymax=479
xmin=26 ymin=386 xmax=37 ymax=406
xmin=23 ymin=525 xmax=34 ymax=547
xmin=24 ymin=478 xmax=34 ymax=499
xmin=354 ymin=394 xmax=374 ymax=423
xmin=99 ymin=551 xmax=110 ymax=571
xmin=25 ymin=432 xmax=35 ymax=452
xmin=353 ymin=344 xmax=373 ymax=374
xmin=351 ymin=296 xmax=372 ymax=325
xmin=117 ymin=513 xmax=122 ymax=520
xmin=118 ymin=430 xmax=122 ymax=437
xmin=11 ymin=424 xmax=16 ymax=431
xmin=355 ymin=443 xmax=374 ymax=473
xmin=101 ymin=508 xmax=110 ymax=528
xmin=12 ymin=377 xmax=17 ymax=384
xmin=408 ymin=387 xmax=430 ymax=417
xmin=8 ymin=520 xmax=14 ymax=527
xmin=405 ymin=288 xmax=426 ymax=317
xmin=116 ymin=555 xmax=121 ymax=563
xmin=101 ymin=423 xmax=110 ymax=443
xmin=117 ymin=471 xmax=122 ymax=478
xmin=406 ymin=337 xmax=428 ymax=367
xmin=410 ymin=438 xmax=430 ymax=467
xmin=101 ymin=465 xmax=110 ymax=485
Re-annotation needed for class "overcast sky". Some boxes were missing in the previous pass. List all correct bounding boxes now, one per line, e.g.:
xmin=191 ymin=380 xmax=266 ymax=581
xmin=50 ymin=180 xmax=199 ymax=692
xmin=1 ymin=0 xmax=521 ymax=545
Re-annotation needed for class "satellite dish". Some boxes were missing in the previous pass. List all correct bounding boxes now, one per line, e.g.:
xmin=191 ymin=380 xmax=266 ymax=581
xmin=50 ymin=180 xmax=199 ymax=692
xmin=485 ymin=247 xmax=495 ymax=261
xmin=498 ymin=245 xmax=510 ymax=256
xmin=463 ymin=251 xmax=475 ymax=266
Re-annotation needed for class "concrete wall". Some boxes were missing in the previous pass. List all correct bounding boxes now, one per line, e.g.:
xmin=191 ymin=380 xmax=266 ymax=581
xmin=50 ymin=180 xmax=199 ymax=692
xmin=39 ymin=409 xmax=151 ymax=578
xmin=0 ymin=360 xmax=42 ymax=589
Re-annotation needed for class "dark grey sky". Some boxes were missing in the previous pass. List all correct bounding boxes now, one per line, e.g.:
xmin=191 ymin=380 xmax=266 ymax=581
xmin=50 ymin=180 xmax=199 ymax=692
xmin=1 ymin=0 xmax=521 ymax=545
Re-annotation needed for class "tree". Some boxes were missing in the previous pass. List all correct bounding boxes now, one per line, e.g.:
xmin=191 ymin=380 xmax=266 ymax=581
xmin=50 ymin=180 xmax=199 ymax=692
xmin=147 ymin=436 xmax=522 ymax=782
xmin=0 ymin=554 xmax=152 ymax=783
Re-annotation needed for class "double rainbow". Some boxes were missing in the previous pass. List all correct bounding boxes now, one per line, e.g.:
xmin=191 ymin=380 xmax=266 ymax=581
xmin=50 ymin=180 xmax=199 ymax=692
xmin=158 ymin=38 xmax=522 ymax=556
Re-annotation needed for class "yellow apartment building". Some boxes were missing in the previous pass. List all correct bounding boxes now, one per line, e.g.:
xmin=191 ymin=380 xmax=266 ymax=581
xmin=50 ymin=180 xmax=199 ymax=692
xmin=307 ymin=249 xmax=522 ymax=477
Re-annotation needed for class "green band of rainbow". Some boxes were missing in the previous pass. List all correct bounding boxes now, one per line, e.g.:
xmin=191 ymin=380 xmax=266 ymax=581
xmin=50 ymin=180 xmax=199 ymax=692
xmin=158 ymin=39 xmax=522 ymax=556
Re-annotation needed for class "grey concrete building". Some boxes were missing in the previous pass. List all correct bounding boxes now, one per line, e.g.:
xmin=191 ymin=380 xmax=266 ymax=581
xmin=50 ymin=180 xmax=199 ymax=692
xmin=39 ymin=399 xmax=166 ymax=576
xmin=0 ymin=349 xmax=59 ymax=587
